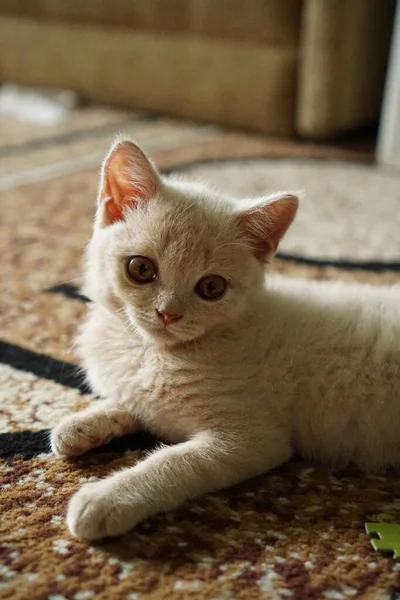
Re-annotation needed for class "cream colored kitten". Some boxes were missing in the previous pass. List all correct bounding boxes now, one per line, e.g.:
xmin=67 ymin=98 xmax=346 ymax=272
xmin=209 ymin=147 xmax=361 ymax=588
xmin=51 ymin=138 xmax=400 ymax=540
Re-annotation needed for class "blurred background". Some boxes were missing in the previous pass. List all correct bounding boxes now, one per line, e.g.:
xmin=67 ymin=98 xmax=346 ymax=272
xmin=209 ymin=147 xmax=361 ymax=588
xmin=0 ymin=0 xmax=399 ymax=168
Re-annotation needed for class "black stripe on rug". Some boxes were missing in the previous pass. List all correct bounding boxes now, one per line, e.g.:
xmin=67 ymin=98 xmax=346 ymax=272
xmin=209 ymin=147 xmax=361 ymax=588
xmin=0 ymin=429 xmax=158 ymax=459
xmin=276 ymin=253 xmax=400 ymax=272
xmin=0 ymin=340 xmax=90 ymax=393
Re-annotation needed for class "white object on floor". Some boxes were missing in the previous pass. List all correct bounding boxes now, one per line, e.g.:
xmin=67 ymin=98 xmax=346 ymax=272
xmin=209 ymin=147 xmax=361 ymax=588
xmin=0 ymin=83 xmax=78 ymax=126
xmin=377 ymin=0 xmax=400 ymax=169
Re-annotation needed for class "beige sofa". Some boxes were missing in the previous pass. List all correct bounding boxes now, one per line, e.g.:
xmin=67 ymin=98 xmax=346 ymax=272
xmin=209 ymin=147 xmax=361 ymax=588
xmin=0 ymin=0 xmax=395 ymax=138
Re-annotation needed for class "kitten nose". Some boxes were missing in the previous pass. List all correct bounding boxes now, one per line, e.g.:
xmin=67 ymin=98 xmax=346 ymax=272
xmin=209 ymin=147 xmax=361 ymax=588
xmin=156 ymin=309 xmax=183 ymax=327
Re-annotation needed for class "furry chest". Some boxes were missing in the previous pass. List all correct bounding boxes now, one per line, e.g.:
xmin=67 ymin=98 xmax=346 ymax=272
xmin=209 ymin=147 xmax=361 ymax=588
xmin=123 ymin=355 xmax=210 ymax=442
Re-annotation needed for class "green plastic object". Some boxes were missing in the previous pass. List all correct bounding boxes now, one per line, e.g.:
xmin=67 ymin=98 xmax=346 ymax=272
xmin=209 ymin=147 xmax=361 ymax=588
xmin=365 ymin=523 xmax=400 ymax=558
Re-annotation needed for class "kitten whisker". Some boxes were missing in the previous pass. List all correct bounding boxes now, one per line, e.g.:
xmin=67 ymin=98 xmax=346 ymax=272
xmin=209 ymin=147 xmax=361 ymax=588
xmin=215 ymin=241 xmax=249 ymax=251
xmin=50 ymin=276 xmax=83 ymax=287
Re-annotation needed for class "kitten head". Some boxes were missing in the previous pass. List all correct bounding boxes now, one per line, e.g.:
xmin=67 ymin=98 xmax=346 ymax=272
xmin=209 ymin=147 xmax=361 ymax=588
xmin=85 ymin=137 xmax=299 ymax=346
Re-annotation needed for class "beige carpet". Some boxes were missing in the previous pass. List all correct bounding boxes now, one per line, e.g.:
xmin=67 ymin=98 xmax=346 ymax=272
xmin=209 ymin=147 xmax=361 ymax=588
xmin=1 ymin=106 xmax=400 ymax=600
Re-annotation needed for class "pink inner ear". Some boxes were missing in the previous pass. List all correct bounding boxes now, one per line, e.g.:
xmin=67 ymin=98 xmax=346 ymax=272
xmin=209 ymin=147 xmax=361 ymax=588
xmin=238 ymin=194 xmax=298 ymax=261
xmin=104 ymin=198 xmax=125 ymax=224
xmin=99 ymin=140 xmax=159 ymax=225
xmin=265 ymin=195 xmax=298 ymax=252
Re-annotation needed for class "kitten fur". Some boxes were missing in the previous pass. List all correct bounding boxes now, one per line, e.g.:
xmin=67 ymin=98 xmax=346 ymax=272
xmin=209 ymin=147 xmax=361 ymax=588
xmin=51 ymin=138 xmax=400 ymax=540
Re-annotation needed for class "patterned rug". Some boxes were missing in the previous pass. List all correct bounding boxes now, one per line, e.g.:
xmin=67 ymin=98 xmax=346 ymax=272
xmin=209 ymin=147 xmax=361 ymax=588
xmin=1 ymin=107 xmax=400 ymax=600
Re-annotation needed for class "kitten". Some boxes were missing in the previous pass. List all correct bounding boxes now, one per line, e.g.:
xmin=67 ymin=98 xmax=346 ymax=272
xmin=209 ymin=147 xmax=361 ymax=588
xmin=51 ymin=138 xmax=400 ymax=540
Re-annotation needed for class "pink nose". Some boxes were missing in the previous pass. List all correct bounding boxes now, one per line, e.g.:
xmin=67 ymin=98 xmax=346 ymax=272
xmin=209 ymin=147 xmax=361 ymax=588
xmin=156 ymin=310 xmax=183 ymax=327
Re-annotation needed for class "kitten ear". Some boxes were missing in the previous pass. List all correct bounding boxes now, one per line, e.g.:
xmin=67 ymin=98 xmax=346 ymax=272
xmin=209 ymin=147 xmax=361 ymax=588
xmin=97 ymin=137 xmax=161 ymax=226
xmin=237 ymin=193 xmax=299 ymax=261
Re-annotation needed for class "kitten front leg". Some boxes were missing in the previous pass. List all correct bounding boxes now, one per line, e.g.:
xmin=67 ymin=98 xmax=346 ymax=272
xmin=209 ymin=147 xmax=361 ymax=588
xmin=51 ymin=399 xmax=138 ymax=457
xmin=67 ymin=430 xmax=290 ymax=539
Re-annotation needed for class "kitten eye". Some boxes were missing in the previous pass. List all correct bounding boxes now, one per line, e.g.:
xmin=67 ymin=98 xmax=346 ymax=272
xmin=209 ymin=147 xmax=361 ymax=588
xmin=195 ymin=275 xmax=227 ymax=301
xmin=126 ymin=256 xmax=157 ymax=284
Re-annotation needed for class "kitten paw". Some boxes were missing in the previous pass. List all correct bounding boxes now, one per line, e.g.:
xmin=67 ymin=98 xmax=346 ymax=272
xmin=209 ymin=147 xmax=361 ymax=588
xmin=51 ymin=407 xmax=133 ymax=457
xmin=51 ymin=415 xmax=112 ymax=457
xmin=66 ymin=481 xmax=140 ymax=539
